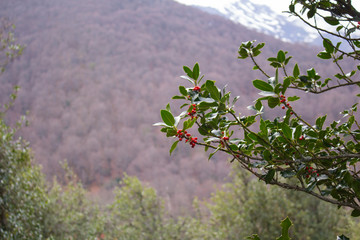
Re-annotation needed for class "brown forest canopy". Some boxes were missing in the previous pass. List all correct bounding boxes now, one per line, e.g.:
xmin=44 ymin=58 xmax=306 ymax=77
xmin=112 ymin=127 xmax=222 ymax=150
xmin=0 ymin=0 xmax=357 ymax=212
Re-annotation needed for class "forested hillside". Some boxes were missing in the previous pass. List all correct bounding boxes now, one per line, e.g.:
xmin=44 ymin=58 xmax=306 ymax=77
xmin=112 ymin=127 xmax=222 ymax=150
xmin=1 ymin=0 xmax=357 ymax=212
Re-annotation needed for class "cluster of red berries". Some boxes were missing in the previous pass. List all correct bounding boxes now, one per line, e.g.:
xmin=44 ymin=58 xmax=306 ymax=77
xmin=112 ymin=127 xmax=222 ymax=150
xmin=299 ymin=135 xmax=305 ymax=141
xmin=220 ymin=134 xmax=229 ymax=147
xmin=357 ymin=21 xmax=360 ymax=29
xmin=193 ymin=86 xmax=201 ymax=92
xmin=279 ymin=95 xmax=294 ymax=115
xmin=305 ymin=166 xmax=319 ymax=178
xmin=176 ymin=129 xmax=198 ymax=148
xmin=188 ymin=104 xmax=198 ymax=119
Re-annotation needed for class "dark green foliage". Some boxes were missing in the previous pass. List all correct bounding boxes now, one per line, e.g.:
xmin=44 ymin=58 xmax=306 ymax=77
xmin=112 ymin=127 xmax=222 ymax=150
xmin=0 ymin=120 xmax=48 ymax=239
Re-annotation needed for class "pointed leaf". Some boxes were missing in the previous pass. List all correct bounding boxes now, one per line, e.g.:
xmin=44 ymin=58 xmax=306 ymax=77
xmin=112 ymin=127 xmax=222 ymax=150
xmin=253 ymin=80 xmax=274 ymax=92
xmin=277 ymin=50 xmax=286 ymax=63
xmin=264 ymin=169 xmax=275 ymax=184
xmin=206 ymin=80 xmax=220 ymax=101
xmin=323 ymin=38 xmax=334 ymax=53
xmin=170 ymin=140 xmax=179 ymax=155
xmin=179 ymin=86 xmax=188 ymax=96
xmin=293 ymin=64 xmax=300 ymax=78
xmin=268 ymin=97 xmax=279 ymax=108
xmin=324 ymin=16 xmax=339 ymax=26
xmin=276 ymin=217 xmax=292 ymax=240
xmin=161 ymin=110 xmax=175 ymax=126
xmin=193 ymin=62 xmax=200 ymax=80
xmin=282 ymin=124 xmax=292 ymax=139
xmin=183 ymin=66 xmax=193 ymax=78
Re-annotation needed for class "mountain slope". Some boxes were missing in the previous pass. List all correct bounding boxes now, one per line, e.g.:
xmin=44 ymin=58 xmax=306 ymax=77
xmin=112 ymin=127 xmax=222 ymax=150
xmin=175 ymin=0 xmax=319 ymax=43
xmin=1 ymin=0 xmax=355 ymax=213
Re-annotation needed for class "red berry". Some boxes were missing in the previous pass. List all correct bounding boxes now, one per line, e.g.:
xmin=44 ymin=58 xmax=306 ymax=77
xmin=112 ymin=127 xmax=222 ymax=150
xmin=193 ymin=86 xmax=201 ymax=92
xmin=282 ymin=106 xmax=285 ymax=109
xmin=290 ymin=112 xmax=294 ymax=115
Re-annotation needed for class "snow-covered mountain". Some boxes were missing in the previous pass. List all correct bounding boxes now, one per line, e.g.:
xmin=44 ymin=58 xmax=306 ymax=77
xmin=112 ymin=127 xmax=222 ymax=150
xmin=174 ymin=0 xmax=319 ymax=44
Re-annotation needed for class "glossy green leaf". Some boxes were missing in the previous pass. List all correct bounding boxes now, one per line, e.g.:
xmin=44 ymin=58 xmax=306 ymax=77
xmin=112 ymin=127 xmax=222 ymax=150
xmin=282 ymin=124 xmax=292 ymax=139
xmin=315 ymin=115 xmax=327 ymax=130
xmin=323 ymin=38 xmax=334 ymax=53
xmin=166 ymin=128 xmax=177 ymax=137
xmin=183 ymin=66 xmax=193 ymax=78
xmin=169 ymin=140 xmax=179 ymax=155
xmin=193 ymin=62 xmax=199 ymax=80
xmin=253 ymin=80 xmax=274 ymax=92
xmin=183 ymin=118 xmax=196 ymax=130
xmin=264 ymin=169 xmax=275 ymax=184
xmin=160 ymin=109 xmax=175 ymax=126
xmin=294 ymin=125 xmax=302 ymax=140
xmin=206 ymin=80 xmax=220 ymax=101
xmin=287 ymin=96 xmax=300 ymax=102
xmin=179 ymin=86 xmax=188 ymax=96
xmin=172 ymin=95 xmax=186 ymax=99
xmin=277 ymin=50 xmax=286 ymax=63
xmin=351 ymin=209 xmax=360 ymax=217
xmin=276 ymin=217 xmax=292 ymax=240
xmin=282 ymin=77 xmax=291 ymax=94
xmin=293 ymin=64 xmax=300 ymax=78
xmin=268 ymin=97 xmax=279 ymax=108
xmin=324 ymin=16 xmax=339 ymax=26
xmin=317 ymin=51 xmax=332 ymax=59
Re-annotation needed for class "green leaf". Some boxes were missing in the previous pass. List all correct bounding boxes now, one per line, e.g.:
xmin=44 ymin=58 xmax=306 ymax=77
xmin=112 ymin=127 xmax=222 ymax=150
xmin=324 ymin=16 xmax=339 ymax=26
xmin=282 ymin=124 xmax=292 ymax=139
xmin=172 ymin=95 xmax=186 ymax=100
xmin=264 ymin=169 xmax=275 ymax=184
xmin=268 ymin=97 xmax=279 ymax=108
xmin=209 ymin=147 xmax=221 ymax=160
xmin=351 ymin=209 xmax=360 ymax=217
xmin=282 ymin=77 xmax=291 ymax=94
xmin=323 ymin=38 xmax=334 ymax=53
xmin=160 ymin=110 xmax=175 ymax=126
xmin=317 ymin=51 xmax=332 ymax=59
xmin=255 ymin=100 xmax=263 ymax=111
xmin=166 ymin=128 xmax=177 ymax=137
xmin=315 ymin=115 xmax=326 ymax=130
xmin=179 ymin=86 xmax=188 ymax=96
xmin=293 ymin=64 xmax=300 ymax=78
xmin=287 ymin=96 xmax=300 ymax=102
xmin=277 ymin=50 xmax=286 ymax=63
xmin=206 ymin=80 xmax=220 ymax=101
xmin=166 ymin=103 xmax=171 ymax=112
xmin=289 ymin=4 xmax=294 ymax=12
xmin=183 ymin=118 xmax=196 ymax=130
xmin=183 ymin=66 xmax=193 ymax=78
xmin=276 ymin=217 xmax=292 ymax=240
xmin=253 ymin=80 xmax=274 ymax=92
xmin=193 ymin=62 xmax=200 ymax=80
xmin=169 ymin=141 xmax=179 ymax=155
xmin=262 ymin=150 xmax=271 ymax=161
xmin=294 ymin=125 xmax=302 ymax=140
